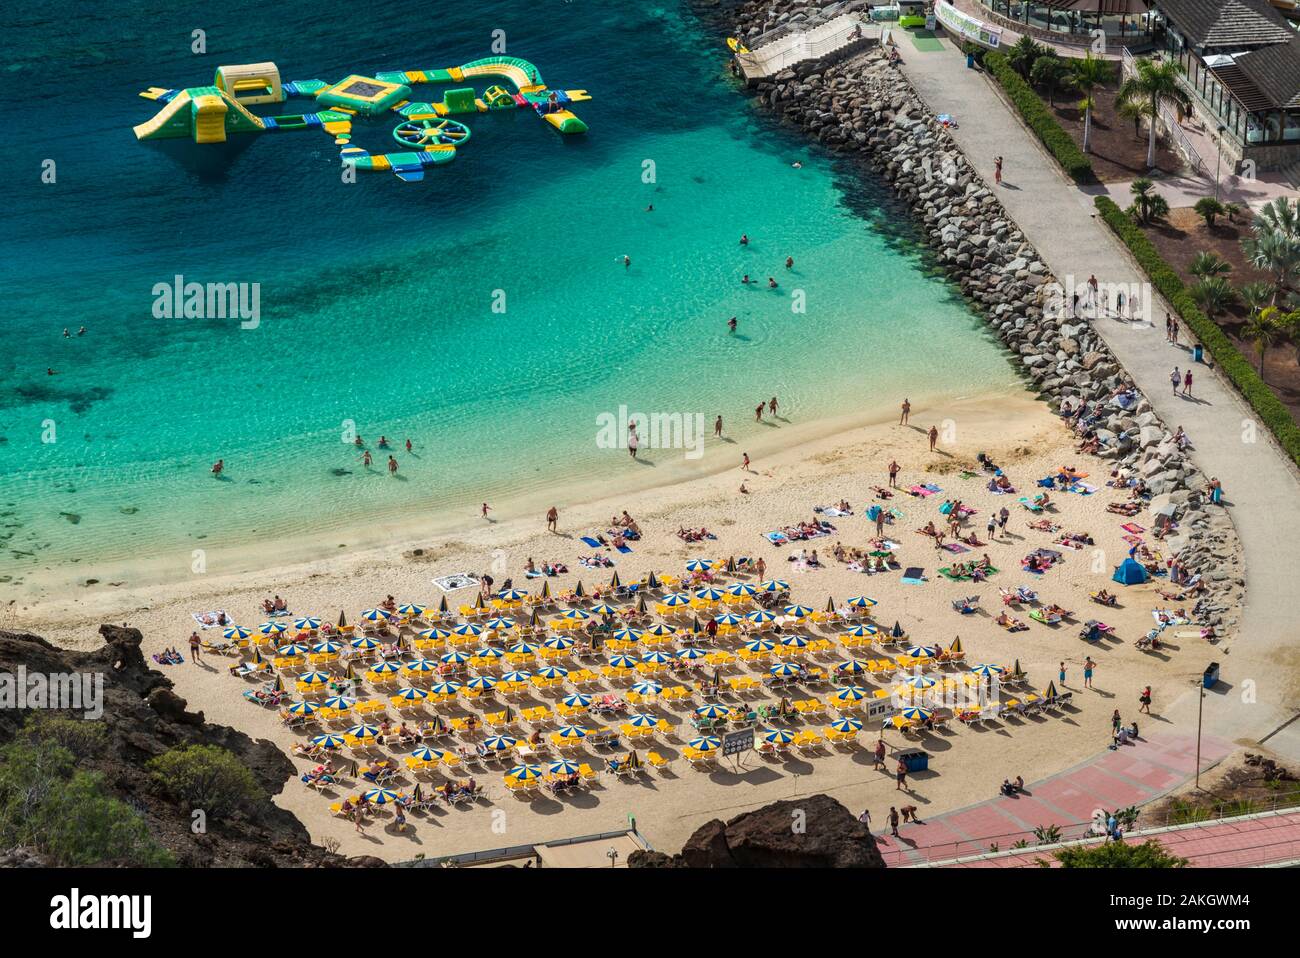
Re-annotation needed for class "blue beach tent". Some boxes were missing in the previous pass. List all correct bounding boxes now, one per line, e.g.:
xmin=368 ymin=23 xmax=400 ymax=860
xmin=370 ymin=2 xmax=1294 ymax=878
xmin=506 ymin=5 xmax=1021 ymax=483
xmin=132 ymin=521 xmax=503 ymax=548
xmin=1112 ymin=557 xmax=1149 ymax=585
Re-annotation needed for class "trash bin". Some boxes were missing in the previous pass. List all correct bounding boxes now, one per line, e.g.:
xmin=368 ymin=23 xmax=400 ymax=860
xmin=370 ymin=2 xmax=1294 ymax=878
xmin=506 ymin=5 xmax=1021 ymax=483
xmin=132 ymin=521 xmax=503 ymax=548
xmin=1203 ymin=663 xmax=1220 ymax=689
xmin=898 ymin=748 xmax=929 ymax=772
xmin=1193 ymin=344 xmax=1204 ymax=363
xmin=966 ymin=53 xmax=975 ymax=69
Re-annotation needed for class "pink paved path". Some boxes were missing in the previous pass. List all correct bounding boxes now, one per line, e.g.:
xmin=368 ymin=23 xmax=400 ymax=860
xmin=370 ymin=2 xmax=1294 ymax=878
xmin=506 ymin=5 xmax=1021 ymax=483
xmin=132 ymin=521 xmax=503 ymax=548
xmin=943 ymin=809 xmax=1300 ymax=867
xmin=875 ymin=732 xmax=1234 ymax=865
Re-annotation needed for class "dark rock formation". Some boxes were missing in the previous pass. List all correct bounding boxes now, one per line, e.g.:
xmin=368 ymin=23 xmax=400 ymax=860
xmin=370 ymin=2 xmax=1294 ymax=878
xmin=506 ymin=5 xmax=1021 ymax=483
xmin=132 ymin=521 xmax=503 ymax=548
xmin=0 ymin=625 xmax=356 ymax=867
xmin=629 ymin=794 xmax=885 ymax=867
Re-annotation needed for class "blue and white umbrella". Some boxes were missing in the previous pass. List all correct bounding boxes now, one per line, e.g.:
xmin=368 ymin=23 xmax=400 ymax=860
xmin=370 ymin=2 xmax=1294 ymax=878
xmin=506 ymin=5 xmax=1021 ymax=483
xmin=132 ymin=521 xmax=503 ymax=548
xmin=485 ymin=616 xmax=517 ymax=631
xmin=969 ymin=663 xmax=1005 ymax=677
xmin=757 ymin=579 xmax=789 ymax=593
xmin=452 ymin=623 xmax=483 ymax=636
xmin=843 ymin=624 xmax=880 ymax=637
xmin=833 ymin=686 xmax=868 ymax=702
xmin=607 ymin=654 xmax=640 ymax=669
xmin=321 ymin=696 xmax=355 ymax=710
xmin=359 ymin=608 xmax=394 ymax=622
xmin=361 ymin=788 xmax=400 ymax=804
xmin=543 ymin=636 xmax=575 ymax=650
xmin=646 ymin=623 xmax=678 ymax=636
xmin=836 ymin=660 xmax=867 ymax=675
xmin=562 ymin=693 xmax=592 ymax=708
xmin=483 ymin=735 xmax=518 ymax=751
xmin=900 ymin=675 xmax=937 ymax=690
xmin=311 ymin=734 xmax=347 ymax=749
xmin=346 ymin=724 xmax=380 ymax=740
xmin=397 ymin=604 xmax=427 ymax=617
xmin=404 ymin=658 xmax=439 ymax=673
xmin=501 ymin=670 xmax=533 ymax=683
xmin=418 ymin=627 xmax=453 ymax=640
xmin=770 ymin=662 xmax=804 ymax=677
xmin=905 ymin=646 xmax=938 ymax=659
xmin=660 ymin=592 xmax=692 ymax=607
xmin=394 ymin=687 xmax=428 ymax=701
xmin=783 ymin=604 xmax=813 ymax=618
xmin=506 ymin=764 xmax=544 ymax=781
xmin=537 ymin=665 xmax=569 ymax=680
xmin=726 ymin=582 xmax=758 ymax=597
xmin=745 ymin=638 xmax=777 ymax=653
xmin=555 ymin=726 xmax=589 ymax=739
xmin=626 ymin=713 xmax=660 ymax=728
xmin=293 ymin=616 xmax=323 ymax=630
xmin=746 ymin=609 xmax=778 ymax=624
xmin=466 ymin=675 xmax=498 ymax=691
xmin=685 ymin=559 xmax=715 ymax=572
xmin=476 ymin=646 xmax=506 ymax=659
xmin=298 ymin=671 xmax=332 ymax=685
xmin=440 ymin=650 xmax=471 ymax=665
xmin=428 ymin=681 xmax=463 ymax=695
xmin=287 ymin=701 xmax=319 ymax=715
xmin=223 ymin=625 xmax=252 ymax=640
xmin=560 ymin=608 xmax=591 ymax=620
xmin=589 ymin=603 xmax=619 ymax=616
xmin=259 ymin=621 xmax=289 ymax=635
xmin=350 ymin=636 xmax=382 ymax=650
xmin=831 ymin=717 xmax=864 ymax=732
xmin=846 ymin=596 xmax=879 ymax=608
xmin=312 ymin=640 xmax=343 ymax=654
xmin=641 ymin=651 xmax=671 ymax=665
xmin=677 ymin=647 xmax=707 ymax=660
xmin=368 ymin=661 xmax=402 ymax=674
xmin=612 ymin=628 xmax=645 ymax=642
xmin=548 ymin=759 xmax=580 ymax=775
xmin=496 ymin=589 xmax=528 ymax=602
xmin=763 ymin=728 xmax=796 ymax=744
xmin=713 ymin=613 xmax=742 ymax=626
xmin=411 ymin=746 xmax=445 ymax=762
xmin=277 ymin=643 xmax=309 ymax=657
xmin=900 ymin=706 xmax=933 ymax=721
xmin=630 ymin=680 xmax=663 ymax=696
xmin=694 ymin=704 xmax=730 ymax=719
xmin=689 ymin=736 xmax=721 ymax=752
xmin=508 ymin=641 xmax=539 ymax=655
xmin=694 ymin=587 xmax=725 ymax=601
xmin=780 ymin=635 xmax=810 ymax=648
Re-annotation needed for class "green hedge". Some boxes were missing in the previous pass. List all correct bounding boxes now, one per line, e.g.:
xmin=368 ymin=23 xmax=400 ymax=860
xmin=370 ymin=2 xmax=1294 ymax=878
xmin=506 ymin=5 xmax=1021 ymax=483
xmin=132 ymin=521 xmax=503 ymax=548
xmin=1095 ymin=195 xmax=1300 ymax=466
xmin=986 ymin=52 xmax=1093 ymax=184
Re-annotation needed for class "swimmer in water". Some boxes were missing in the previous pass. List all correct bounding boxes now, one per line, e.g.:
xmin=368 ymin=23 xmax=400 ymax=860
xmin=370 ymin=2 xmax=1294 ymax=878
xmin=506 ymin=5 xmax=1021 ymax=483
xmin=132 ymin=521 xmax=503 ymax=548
xmin=792 ymin=161 xmax=802 ymax=168
xmin=212 ymin=459 xmax=224 ymax=476
xmin=405 ymin=438 xmax=412 ymax=452
xmin=740 ymin=234 xmax=749 ymax=246
xmin=354 ymin=436 xmax=364 ymax=447
xmin=727 ymin=317 xmax=737 ymax=334
xmin=785 ymin=256 xmax=794 ymax=269
xmin=47 ymin=368 xmax=56 ymax=375
xmin=378 ymin=436 xmax=390 ymax=448
xmin=623 ymin=255 xmax=631 ymax=269
xmin=645 ymin=204 xmax=654 ymax=212
xmin=768 ymin=277 xmax=778 ymax=288
xmin=387 ymin=455 xmax=398 ymax=474
xmin=741 ymin=274 xmax=751 ymax=284
xmin=715 ymin=415 xmax=723 ymax=438
xmin=78 ymin=326 xmax=86 ymax=336
xmin=62 ymin=328 xmax=70 ymax=338
xmin=363 ymin=450 xmax=373 ymax=467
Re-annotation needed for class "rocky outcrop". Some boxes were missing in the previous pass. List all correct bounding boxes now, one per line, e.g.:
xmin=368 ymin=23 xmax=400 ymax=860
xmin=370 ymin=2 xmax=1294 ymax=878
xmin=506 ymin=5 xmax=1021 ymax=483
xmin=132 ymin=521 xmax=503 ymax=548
xmin=629 ymin=794 xmax=885 ymax=867
xmin=0 ymin=625 xmax=360 ymax=867
xmin=701 ymin=0 xmax=1243 ymax=637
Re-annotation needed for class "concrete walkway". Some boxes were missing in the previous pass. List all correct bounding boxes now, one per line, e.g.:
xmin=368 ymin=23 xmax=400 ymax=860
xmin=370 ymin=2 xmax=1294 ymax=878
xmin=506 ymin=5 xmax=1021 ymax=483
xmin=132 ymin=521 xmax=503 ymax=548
xmin=875 ymin=732 xmax=1234 ymax=865
xmin=896 ymin=38 xmax=1300 ymax=759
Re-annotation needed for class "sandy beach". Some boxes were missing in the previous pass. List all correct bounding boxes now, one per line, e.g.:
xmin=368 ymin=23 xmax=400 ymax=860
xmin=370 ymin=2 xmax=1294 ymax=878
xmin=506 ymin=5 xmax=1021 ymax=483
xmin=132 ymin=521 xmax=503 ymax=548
xmin=14 ymin=393 xmax=1220 ymax=862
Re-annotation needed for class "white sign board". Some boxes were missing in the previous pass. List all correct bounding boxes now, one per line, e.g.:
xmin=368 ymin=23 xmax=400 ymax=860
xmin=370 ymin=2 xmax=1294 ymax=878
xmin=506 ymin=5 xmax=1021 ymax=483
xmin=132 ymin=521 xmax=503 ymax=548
xmin=935 ymin=0 xmax=1002 ymax=49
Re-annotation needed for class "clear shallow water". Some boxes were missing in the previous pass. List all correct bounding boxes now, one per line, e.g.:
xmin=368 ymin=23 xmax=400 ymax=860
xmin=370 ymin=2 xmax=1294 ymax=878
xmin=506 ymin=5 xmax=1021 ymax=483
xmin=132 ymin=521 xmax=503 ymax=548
xmin=0 ymin=0 xmax=1019 ymax=584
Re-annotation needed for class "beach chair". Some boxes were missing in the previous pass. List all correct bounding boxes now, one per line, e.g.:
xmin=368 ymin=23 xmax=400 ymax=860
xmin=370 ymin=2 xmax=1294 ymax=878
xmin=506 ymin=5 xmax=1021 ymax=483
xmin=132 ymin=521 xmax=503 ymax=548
xmin=646 ymin=751 xmax=671 ymax=772
xmin=578 ymin=763 xmax=600 ymax=785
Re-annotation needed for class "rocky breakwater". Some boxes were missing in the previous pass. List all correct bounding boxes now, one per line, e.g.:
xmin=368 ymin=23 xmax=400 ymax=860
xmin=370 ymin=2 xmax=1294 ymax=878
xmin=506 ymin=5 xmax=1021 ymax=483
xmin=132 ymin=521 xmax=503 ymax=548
xmin=712 ymin=2 xmax=1243 ymax=635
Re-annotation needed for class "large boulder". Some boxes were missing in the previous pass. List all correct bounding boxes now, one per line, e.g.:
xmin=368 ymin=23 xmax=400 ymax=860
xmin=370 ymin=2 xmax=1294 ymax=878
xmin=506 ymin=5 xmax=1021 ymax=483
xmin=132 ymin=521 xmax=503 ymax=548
xmin=630 ymin=795 xmax=884 ymax=868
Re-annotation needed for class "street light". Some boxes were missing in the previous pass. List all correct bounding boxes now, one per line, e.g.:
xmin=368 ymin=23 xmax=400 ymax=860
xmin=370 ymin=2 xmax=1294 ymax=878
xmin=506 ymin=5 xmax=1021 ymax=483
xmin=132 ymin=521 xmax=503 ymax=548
xmin=1214 ymin=124 xmax=1227 ymax=203
xmin=1195 ymin=680 xmax=1205 ymax=790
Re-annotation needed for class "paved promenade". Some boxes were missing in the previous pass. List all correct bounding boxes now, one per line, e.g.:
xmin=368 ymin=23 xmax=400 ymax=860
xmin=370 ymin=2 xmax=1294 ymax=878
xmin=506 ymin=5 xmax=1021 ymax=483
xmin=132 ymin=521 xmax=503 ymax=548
xmin=896 ymin=40 xmax=1300 ymax=758
xmin=875 ymin=732 xmax=1234 ymax=865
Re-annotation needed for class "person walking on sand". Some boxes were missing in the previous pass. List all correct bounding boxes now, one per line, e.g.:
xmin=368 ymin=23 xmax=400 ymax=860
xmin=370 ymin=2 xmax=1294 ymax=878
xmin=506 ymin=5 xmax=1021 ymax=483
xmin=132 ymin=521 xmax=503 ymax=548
xmin=888 ymin=459 xmax=900 ymax=488
xmin=874 ymin=737 xmax=887 ymax=771
xmin=1083 ymin=656 xmax=1095 ymax=689
xmin=1183 ymin=369 xmax=1193 ymax=397
xmin=987 ymin=513 xmax=997 ymax=541
xmin=889 ymin=806 xmax=900 ymax=837
xmin=546 ymin=506 xmax=558 ymax=532
xmin=900 ymin=398 xmax=911 ymax=425
xmin=1059 ymin=661 xmax=1067 ymax=688
xmin=741 ymin=452 xmax=751 ymax=471
xmin=769 ymin=396 xmax=778 ymax=417
xmin=1170 ymin=366 xmax=1180 ymax=395
xmin=994 ymin=155 xmax=1003 ymax=185
xmin=1139 ymin=685 xmax=1152 ymax=714
xmin=928 ymin=425 xmax=939 ymax=452
xmin=756 ymin=556 xmax=767 ymax=580
xmin=481 ymin=502 xmax=492 ymax=520
xmin=998 ymin=506 xmax=1009 ymax=534
xmin=715 ymin=415 xmax=723 ymax=438
xmin=896 ymin=758 xmax=908 ymax=790
xmin=189 ymin=631 xmax=202 ymax=664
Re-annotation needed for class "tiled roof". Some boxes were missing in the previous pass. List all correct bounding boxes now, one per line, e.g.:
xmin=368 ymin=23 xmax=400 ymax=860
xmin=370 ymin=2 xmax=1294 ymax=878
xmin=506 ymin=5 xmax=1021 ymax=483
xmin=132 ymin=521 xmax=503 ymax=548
xmin=1235 ymin=38 xmax=1300 ymax=108
xmin=1157 ymin=0 xmax=1296 ymax=47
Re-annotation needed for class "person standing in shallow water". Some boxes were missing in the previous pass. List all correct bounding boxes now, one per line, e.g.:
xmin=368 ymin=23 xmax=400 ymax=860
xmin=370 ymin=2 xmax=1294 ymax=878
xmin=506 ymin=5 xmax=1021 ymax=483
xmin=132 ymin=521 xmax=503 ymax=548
xmin=714 ymin=415 xmax=723 ymax=438
xmin=928 ymin=425 xmax=939 ymax=452
xmin=900 ymin=398 xmax=910 ymax=425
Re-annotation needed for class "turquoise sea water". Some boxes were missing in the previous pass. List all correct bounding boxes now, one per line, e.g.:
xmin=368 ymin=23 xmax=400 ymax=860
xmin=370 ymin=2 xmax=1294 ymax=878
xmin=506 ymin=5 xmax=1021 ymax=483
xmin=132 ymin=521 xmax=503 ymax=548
xmin=1 ymin=0 xmax=1019 ymax=586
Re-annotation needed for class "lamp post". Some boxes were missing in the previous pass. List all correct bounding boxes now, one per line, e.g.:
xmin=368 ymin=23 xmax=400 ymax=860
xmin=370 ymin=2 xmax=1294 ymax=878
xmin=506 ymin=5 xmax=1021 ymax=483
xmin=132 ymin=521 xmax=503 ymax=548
xmin=1195 ymin=681 xmax=1205 ymax=790
xmin=1214 ymin=124 xmax=1226 ymax=202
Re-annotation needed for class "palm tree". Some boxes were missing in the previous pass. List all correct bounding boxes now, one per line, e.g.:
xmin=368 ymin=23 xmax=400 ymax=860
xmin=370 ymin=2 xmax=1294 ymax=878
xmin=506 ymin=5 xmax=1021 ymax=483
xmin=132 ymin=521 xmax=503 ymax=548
xmin=1193 ymin=197 xmax=1227 ymax=229
xmin=1115 ymin=96 xmax=1149 ymax=139
xmin=1117 ymin=58 xmax=1192 ymax=169
xmin=1189 ymin=251 xmax=1231 ymax=280
xmin=1189 ymin=276 xmax=1238 ymax=320
xmin=1069 ymin=54 xmax=1110 ymax=154
xmin=1127 ymin=178 xmax=1169 ymax=225
xmin=1031 ymin=55 xmax=1070 ymax=107
xmin=1008 ymin=35 xmax=1048 ymax=78
xmin=1243 ymin=230 xmax=1300 ymax=303
xmin=1253 ymin=197 xmax=1300 ymax=241
xmin=1239 ymin=280 xmax=1277 ymax=319
xmin=1245 ymin=307 xmax=1286 ymax=380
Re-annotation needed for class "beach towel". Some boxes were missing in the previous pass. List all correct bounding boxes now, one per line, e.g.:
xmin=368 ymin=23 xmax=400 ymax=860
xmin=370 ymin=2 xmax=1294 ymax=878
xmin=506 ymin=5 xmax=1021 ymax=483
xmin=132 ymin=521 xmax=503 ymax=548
xmin=580 ymin=536 xmax=605 ymax=549
xmin=765 ymin=532 xmax=790 ymax=545
xmin=1070 ymin=482 xmax=1098 ymax=495
xmin=942 ymin=542 xmax=970 ymax=554
xmin=889 ymin=508 xmax=906 ymax=520
xmin=923 ymin=483 xmax=941 ymax=493
xmin=191 ymin=610 xmax=229 ymax=629
xmin=433 ymin=573 xmax=479 ymax=593
xmin=1017 ymin=497 xmax=1043 ymax=513
xmin=959 ymin=471 xmax=976 ymax=480
xmin=615 ymin=544 xmax=633 ymax=554
xmin=1121 ymin=523 xmax=1146 ymax=534
xmin=524 ymin=570 xmax=545 ymax=578
xmin=907 ymin=485 xmax=935 ymax=497
xmin=900 ymin=567 xmax=927 ymax=585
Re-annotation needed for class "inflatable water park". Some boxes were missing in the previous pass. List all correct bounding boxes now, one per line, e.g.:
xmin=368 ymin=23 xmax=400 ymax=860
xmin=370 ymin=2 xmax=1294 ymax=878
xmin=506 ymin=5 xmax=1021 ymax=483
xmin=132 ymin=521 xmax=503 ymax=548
xmin=134 ymin=56 xmax=590 ymax=182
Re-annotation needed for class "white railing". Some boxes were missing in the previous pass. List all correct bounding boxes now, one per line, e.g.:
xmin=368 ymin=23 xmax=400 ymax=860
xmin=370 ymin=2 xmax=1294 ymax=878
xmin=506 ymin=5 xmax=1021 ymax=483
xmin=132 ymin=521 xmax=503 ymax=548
xmin=736 ymin=14 xmax=872 ymax=78
xmin=1121 ymin=47 xmax=1205 ymax=177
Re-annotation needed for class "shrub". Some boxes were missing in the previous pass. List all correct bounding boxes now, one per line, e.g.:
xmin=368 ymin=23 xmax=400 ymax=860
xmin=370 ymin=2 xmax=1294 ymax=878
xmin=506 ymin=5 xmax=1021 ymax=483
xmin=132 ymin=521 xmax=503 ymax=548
xmin=986 ymin=53 xmax=1093 ymax=183
xmin=148 ymin=744 xmax=265 ymax=818
xmin=1095 ymin=195 xmax=1300 ymax=466
xmin=1046 ymin=839 xmax=1187 ymax=868
xmin=0 ymin=730 xmax=172 ymax=867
